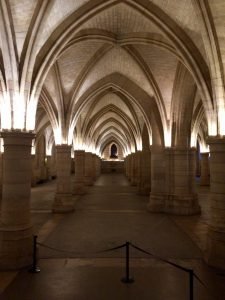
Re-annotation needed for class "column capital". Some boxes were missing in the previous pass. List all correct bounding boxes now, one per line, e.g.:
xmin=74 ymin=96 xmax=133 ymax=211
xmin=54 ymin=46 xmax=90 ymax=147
xmin=55 ymin=144 xmax=72 ymax=153
xmin=74 ymin=150 xmax=85 ymax=159
xmin=207 ymin=136 xmax=225 ymax=145
xmin=207 ymin=136 xmax=225 ymax=153
xmin=165 ymin=146 xmax=196 ymax=152
xmin=1 ymin=130 xmax=35 ymax=146
xmin=149 ymin=145 xmax=164 ymax=152
xmin=200 ymin=152 xmax=209 ymax=157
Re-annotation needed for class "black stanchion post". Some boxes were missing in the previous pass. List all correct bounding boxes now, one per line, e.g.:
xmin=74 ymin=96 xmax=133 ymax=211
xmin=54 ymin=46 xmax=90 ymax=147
xmin=29 ymin=235 xmax=40 ymax=273
xmin=189 ymin=270 xmax=194 ymax=300
xmin=121 ymin=242 xmax=134 ymax=283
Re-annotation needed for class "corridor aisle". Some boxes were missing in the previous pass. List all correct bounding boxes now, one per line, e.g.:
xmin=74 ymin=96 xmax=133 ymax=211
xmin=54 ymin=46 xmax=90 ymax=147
xmin=1 ymin=174 xmax=224 ymax=300
xmin=37 ymin=173 xmax=202 ymax=259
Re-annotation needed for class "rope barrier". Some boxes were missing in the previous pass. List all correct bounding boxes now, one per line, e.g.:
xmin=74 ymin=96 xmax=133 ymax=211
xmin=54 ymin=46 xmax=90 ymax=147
xmin=30 ymin=236 xmax=218 ymax=299
xmin=37 ymin=241 xmax=126 ymax=256
xmin=130 ymin=242 xmax=192 ymax=273
xmin=194 ymin=273 xmax=218 ymax=300
xmin=130 ymin=242 xmax=217 ymax=300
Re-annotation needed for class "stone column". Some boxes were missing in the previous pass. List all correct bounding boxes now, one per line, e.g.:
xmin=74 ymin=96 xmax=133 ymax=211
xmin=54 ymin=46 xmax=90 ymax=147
xmin=126 ymin=155 xmax=130 ymax=180
xmin=84 ymin=152 xmax=93 ymax=186
xmin=92 ymin=153 xmax=96 ymax=182
xmin=46 ymin=155 xmax=52 ymax=180
xmin=40 ymin=162 xmax=47 ymax=182
xmin=95 ymin=155 xmax=99 ymax=178
xmin=124 ymin=156 xmax=127 ymax=176
xmin=137 ymin=151 xmax=142 ymax=186
xmin=52 ymin=145 xmax=74 ymax=213
xmin=165 ymin=147 xmax=200 ymax=215
xmin=73 ymin=150 xmax=85 ymax=195
xmin=128 ymin=154 xmax=132 ymax=180
xmin=205 ymin=137 xmax=225 ymax=269
xmin=196 ymin=144 xmax=201 ymax=177
xmin=0 ymin=152 xmax=3 ymax=201
xmin=130 ymin=153 xmax=137 ymax=186
xmin=148 ymin=145 xmax=166 ymax=212
xmin=96 ymin=156 xmax=101 ymax=177
xmin=130 ymin=154 xmax=134 ymax=183
xmin=200 ymin=152 xmax=210 ymax=186
xmin=138 ymin=150 xmax=151 ymax=195
xmin=0 ymin=131 xmax=34 ymax=269
xmin=71 ymin=158 xmax=75 ymax=174
xmin=51 ymin=149 xmax=57 ymax=179
xmin=31 ymin=154 xmax=37 ymax=187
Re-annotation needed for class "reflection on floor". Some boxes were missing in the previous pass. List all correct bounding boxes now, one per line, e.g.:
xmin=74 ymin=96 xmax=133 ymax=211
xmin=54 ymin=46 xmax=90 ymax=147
xmin=0 ymin=174 xmax=225 ymax=300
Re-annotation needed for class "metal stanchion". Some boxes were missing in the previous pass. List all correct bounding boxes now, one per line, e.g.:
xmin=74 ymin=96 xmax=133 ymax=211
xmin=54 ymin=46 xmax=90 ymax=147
xmin=189 ymin=270 xmax=194 ymax=300
xmin=29 ymin=235 xmax=40 ymax=273
xmin=121 ymin=242 xmax=134 ymax=283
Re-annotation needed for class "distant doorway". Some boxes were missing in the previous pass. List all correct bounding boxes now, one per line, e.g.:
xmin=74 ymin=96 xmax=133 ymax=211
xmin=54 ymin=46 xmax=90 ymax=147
xmin=110 ymin=144 xmax=118 ymax=158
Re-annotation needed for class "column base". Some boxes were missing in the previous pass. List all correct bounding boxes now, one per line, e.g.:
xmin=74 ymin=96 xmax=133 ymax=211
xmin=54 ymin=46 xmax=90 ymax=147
xmin=200 ymin=177 xmax=210 ymax=186
xmin=148 ymin=193 xmax=201 ymax=215
xmin=204 ymin=228 xmax=225 ymax=270
xmin=130 ymin=178 xmax=137 ymax=186
xmin=52 ymin=194 xmax=74 ymax=213
xmin=165 ymin=194 xmax=201 ymax=215
xmin=73 ymin=182 xmax=86 ymax=195
xmin=85 ymin=176 xmax=93 ymax=186
xmin=138 ymin=183 xmax=150 ymax=196
xmin=147 ymin=194 xmax=165 ymax=213
xmin=0 ymin=225 xmax=33 ymax=270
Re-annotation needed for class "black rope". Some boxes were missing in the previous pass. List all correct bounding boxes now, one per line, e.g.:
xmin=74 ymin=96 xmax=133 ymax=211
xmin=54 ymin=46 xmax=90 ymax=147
xmin=37 ymin=242 xmax=82 ymax=255
xmin=194 ymin=273 xmax=218 ymax=300
xmin=99 ymin=243 xmax=127 ymax=253
xmin=130 ymin=242 xmax=192 ymax=273
xmin=36 ymin=238 xmax=218 ymax=299
xmin=37 ymin=241 xmax=126 ymax=256
xmin=130 ymin=242 xmax=218 ymax=300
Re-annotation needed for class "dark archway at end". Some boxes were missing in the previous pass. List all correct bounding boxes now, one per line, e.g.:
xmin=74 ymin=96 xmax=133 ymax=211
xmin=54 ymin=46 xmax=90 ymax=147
xmin=110 ymin=144 xmax=118 ymax=158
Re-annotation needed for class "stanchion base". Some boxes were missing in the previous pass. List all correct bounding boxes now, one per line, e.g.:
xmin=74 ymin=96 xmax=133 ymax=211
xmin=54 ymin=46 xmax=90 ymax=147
xmin=29 ymin=266 xmax=40 ymax=273
xmin=121 ymin=277 xmax=134 ymax=284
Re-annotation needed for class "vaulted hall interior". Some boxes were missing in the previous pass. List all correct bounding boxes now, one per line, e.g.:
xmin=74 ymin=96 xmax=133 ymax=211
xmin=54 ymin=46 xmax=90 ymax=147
xmin=0 ymin=0 xmax=225 ymax=299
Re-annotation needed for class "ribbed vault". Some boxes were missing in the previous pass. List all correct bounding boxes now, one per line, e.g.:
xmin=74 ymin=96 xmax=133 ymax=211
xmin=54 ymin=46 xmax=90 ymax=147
xmin=0 ymin=0 xmax=225 ymax=157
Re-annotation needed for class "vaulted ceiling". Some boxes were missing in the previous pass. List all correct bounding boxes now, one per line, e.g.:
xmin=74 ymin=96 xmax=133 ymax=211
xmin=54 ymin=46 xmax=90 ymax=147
xmin=0 ymin=0 xmax=225 ymax=157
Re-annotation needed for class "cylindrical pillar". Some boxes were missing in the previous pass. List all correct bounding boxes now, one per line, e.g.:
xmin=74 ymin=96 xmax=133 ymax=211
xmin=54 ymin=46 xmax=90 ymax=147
xmin=52 ymin=145 xmax=74 ymax=213
xmin=138 ymin=150 xmax=151 ymax=195
xmin=92 ymin=153 xmax=96 ymax=182
xmin=96 ymin=156 xmax=101 ymax=177
xmin=205 ymin=137 xmax=225 ymax=269
xmin=165 ymin=147 xmax=200 ymax=215
xmin=200 ymin=152 xmax=210 ymax=186
xmin=130 ymin=153 xmax=137 ymax=186
xmin=95 ymin=155 xmax=99 ymax=178
xmin=124 ymin=156 xmax=127 ymax=176
xmin=73 ymin=150 xmax=85 ymax=195
xmin=71 ymin=158 xmax=75 ymax=174
xmin=50 ymin=145 xmax=57 ymax=179
xmin=84 ymin=152 xmax=93 ymax=186
xmin=135 ymin=151 xmax=141 ymax=188
xmin=0 ymin=131 xmax=34 ymax=269
xmin=31 ymin=154 xmax=37 ymax=187
xmin=46 ymin=155 xmax=52 ymax=180
xmin=126 ymin=155 xmax=131 ymax=180
xmin=0 ymin=152 xmax=3 ymax=200
xmin=148 ymin=145 xmax=166 ymax=212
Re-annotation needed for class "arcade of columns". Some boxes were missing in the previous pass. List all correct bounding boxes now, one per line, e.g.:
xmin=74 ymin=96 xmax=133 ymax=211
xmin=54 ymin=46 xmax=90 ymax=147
xmin=0 ymin=0 xmax=225 ymax=273
xmin=0 ymin=128 xmax=213 ymax=270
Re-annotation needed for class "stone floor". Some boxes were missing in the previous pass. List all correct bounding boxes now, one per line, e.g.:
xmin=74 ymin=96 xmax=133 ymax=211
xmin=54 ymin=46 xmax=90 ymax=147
xmin=0 ymin=173 xmax=225 ymax=300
